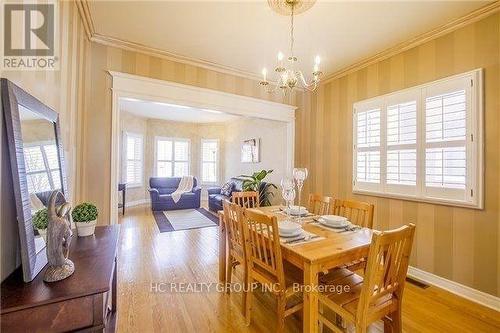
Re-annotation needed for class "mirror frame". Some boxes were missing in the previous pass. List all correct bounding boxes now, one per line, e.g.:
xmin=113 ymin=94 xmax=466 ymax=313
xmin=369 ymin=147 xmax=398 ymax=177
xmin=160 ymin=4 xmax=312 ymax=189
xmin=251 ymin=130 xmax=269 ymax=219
xmin=1 ymin=78 xmax=68 ymax=282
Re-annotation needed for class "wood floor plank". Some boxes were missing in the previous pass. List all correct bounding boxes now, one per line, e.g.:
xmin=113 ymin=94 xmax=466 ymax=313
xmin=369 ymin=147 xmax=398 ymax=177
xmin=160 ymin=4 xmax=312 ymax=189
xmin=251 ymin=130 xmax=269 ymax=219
xmin=117 ymin=205 xmax=500 ymax=332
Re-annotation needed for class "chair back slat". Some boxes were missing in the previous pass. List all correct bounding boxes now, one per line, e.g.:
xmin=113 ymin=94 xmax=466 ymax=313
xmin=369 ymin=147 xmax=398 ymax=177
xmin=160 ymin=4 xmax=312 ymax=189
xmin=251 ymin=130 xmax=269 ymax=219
xmin=242 ymin=209 xmax=285 ymax=286
xmin=222 ymin=201 xmax=245 ymax=259
xmin=308 ymin=194 xmax=334 ymax=215
xmin=332 ymin=199 xmax=374 ymax=228
xmin=232 ymin=191 xmax=260 ymax=208
xmin=357 ymin=224 xmax=416 ymax=320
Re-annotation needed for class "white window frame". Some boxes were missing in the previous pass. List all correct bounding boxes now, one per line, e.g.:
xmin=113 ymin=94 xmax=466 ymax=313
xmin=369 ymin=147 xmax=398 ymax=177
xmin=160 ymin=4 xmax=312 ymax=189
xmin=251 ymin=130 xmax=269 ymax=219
xmin=154 ymin=136 xmax=191 ymax=177
xmin=201 ymin=138 xmax=219 ymax=185
xmin=122 ymin=132 xmax=144 ymax=188
xmin=353 ymin=69 xmax=483 ymax=209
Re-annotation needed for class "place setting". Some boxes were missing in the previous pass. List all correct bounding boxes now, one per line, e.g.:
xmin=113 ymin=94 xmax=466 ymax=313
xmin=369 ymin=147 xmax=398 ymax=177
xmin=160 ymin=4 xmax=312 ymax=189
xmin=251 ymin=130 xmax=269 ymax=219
xmin=311 ymin=215 xmax=362 ymax=233
xmin=278 ymin=220 xmax=323 ymax=246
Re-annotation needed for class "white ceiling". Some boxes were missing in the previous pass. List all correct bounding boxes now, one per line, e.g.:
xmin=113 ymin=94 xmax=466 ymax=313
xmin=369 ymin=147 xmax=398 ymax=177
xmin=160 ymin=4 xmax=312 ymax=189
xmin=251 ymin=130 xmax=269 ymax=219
xmin=89 ymin=1 xmax=491 ymax=78
xmin=119 ymin=98 xmax=240 ymax=123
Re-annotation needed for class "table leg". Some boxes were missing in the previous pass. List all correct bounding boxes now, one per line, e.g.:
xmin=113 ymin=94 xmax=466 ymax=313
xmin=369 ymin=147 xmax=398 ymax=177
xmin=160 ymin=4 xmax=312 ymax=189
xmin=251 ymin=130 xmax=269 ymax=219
xmin=122 ymin=189 xmax=126 ymax=215
xmin=303 ymin=261 xmax=319 ymax=333
xmin=218 ymin=213 xmax=227 ymax=284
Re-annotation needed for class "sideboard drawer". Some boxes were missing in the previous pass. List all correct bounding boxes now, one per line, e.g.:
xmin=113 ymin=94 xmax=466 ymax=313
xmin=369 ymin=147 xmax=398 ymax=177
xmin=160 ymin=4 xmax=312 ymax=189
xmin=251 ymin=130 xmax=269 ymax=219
xmin=2 ymin=296 xmax=94 ymax=333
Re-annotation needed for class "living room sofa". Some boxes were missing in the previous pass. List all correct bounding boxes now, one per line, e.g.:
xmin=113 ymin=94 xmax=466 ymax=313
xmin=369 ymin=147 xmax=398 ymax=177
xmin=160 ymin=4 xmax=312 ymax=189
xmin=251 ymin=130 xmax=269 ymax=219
xmin=149 ymin=177 xmax=201 ymax=211
xmin=207 ymin=177 xmax=267 ymax=212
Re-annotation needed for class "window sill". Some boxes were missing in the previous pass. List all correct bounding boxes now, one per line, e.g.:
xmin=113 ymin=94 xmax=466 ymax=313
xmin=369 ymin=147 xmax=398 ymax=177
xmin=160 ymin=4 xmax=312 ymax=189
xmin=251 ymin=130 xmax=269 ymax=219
xmin=352 ymin=188 xmax=483 ymax=210
xmin=124 ymin=183 xmax=143 ymax=189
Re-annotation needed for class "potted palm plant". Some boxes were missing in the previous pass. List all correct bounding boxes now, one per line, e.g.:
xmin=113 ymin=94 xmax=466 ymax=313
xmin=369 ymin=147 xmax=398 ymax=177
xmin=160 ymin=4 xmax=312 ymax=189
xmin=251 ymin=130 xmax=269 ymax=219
xmin=240 ymin=169 xmax=278 ymax=206
xmin=32 ymin=208 xmax=48 ymax=242
xmin=72 ymin=202 xmax=98 ymax=237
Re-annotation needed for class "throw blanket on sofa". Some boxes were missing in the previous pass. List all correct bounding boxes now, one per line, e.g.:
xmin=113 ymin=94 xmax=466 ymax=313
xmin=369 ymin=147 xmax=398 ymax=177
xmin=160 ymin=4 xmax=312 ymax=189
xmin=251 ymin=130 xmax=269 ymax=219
xmin=171 ymin=176 xmax=194 ymax=203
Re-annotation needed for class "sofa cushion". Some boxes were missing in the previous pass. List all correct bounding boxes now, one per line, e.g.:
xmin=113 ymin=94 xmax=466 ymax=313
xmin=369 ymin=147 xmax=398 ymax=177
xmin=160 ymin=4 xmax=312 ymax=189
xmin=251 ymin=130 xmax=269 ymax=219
xmin=220 ymin=181 xmax=234 ymax=197
xmin=209 ymin=194 xmax=227 ymax=203
xmin=150 ymin=177 xmax=198 ymax=190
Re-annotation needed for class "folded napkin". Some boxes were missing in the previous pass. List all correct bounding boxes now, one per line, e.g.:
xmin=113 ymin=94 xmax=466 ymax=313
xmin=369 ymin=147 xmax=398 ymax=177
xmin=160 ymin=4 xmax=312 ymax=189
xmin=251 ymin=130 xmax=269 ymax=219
xmin=171 ymin=176 xmax=194 ymax=203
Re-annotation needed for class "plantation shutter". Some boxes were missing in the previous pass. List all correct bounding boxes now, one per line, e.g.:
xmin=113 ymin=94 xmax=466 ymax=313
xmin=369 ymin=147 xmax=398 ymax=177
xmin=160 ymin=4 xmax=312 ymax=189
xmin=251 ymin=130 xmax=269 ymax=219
xmin=423 ymin=78 xmax=470 ymax=201
xmin=202 ymin=140 xmax=218 ymax=183
xmin=354 ymin=104 xmax=381 ymax=191
xmin=125 ymin=133 xmax=143 ymax=185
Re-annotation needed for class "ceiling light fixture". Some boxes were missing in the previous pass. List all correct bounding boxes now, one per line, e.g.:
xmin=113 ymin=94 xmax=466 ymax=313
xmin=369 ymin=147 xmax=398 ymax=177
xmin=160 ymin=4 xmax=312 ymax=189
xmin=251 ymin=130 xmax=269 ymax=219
xmin=260 ymin=0 xmax=322 ymax=95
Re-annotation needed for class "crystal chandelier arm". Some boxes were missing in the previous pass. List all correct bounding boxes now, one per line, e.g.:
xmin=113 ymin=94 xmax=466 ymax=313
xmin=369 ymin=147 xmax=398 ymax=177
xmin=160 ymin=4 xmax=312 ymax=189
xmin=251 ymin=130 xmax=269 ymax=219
xmin=296 ymin=71 xmax=318 ymax=91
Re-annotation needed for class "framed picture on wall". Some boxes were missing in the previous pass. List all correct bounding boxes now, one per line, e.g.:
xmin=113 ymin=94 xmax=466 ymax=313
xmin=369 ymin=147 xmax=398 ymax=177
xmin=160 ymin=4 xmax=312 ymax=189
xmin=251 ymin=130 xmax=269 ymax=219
xmin=241 ymin=138 xmax=260 ymax=163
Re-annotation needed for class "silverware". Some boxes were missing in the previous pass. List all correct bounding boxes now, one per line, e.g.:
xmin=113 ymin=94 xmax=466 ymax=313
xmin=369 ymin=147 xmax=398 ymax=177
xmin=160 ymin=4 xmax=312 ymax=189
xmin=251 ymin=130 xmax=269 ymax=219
xmin=285 ymin=236 xmax=306 ymax=244
xmin=285 ymin=235 xmax=320 ymax=244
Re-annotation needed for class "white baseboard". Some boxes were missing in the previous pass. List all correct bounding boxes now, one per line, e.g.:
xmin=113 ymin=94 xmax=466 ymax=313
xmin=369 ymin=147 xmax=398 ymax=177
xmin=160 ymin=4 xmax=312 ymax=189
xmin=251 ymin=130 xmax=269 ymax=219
xmin=124 ymin=199 xmax=150 ymax=208
xmin=408 ymin=266 xmax=500 ymax=311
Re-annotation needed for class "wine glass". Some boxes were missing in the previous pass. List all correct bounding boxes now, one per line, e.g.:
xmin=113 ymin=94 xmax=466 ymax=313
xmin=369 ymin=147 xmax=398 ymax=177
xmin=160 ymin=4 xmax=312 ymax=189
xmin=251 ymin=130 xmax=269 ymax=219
xmin=281 ymin=188 xmax=296 ymax=222
xmin=293 ymin=168 xmax=308 ymax=222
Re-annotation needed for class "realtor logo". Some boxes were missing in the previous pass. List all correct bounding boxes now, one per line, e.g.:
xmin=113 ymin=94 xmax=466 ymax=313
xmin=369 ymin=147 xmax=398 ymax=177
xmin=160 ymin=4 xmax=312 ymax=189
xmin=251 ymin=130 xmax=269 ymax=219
xmin=2 ymin=1 xmax=59 ymax=70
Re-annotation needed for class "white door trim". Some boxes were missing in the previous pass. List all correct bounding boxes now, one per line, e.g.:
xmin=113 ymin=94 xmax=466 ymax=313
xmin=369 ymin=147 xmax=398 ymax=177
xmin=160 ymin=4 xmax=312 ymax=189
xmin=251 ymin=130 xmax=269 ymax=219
xmin=108 ymin=71 xmax=297 ymax=224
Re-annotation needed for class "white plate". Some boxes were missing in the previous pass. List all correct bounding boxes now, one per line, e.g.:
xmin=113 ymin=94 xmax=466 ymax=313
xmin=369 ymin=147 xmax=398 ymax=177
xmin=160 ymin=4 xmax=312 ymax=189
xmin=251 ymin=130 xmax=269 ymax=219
xmin=318 ymin=218 xmax=349 ymax=228
xmin=321 ymin=215 xmax=348 ymax=224
xmin=280 ymin=229 xmax=303 ymax=238
xmin=278 ymin=221 xmax=302 ymax=234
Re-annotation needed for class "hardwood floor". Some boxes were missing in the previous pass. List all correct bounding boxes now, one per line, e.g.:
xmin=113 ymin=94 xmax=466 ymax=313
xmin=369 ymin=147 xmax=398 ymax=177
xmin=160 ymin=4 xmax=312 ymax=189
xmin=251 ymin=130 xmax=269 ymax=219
xmin=116 ymin=205 xmax=500 ymax=332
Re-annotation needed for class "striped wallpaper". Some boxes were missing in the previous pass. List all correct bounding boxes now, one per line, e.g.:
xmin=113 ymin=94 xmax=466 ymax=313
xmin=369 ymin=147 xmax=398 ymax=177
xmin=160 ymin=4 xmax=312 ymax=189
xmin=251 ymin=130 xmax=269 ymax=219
xmin=296 ymin=13 xmax=500 ymax=297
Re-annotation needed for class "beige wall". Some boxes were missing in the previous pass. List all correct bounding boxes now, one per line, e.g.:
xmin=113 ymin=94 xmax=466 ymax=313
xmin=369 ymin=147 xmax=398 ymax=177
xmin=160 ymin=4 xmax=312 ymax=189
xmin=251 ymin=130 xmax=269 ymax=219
xmin=225 ymin=117 xmax=288 ymax=204
xmin=1 ymin=1 xmax=88 ymax=280
xmin=81 ymin=42 xmax=307 ymax=224
xmin=296 ymin=13 xmax=500 ymax=296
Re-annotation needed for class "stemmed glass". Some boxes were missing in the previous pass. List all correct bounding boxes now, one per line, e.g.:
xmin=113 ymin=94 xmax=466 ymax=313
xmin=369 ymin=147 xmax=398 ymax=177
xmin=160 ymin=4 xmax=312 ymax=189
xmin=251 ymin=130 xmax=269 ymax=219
xmin=293 ymin=168 xmax=308 ymax=223
xmin=280 ymin=177 xmax=295 ymax=222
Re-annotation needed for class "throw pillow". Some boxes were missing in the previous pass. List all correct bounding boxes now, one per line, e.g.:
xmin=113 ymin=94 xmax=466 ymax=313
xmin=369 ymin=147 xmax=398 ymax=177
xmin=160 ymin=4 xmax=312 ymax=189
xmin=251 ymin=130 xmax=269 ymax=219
xmin=220 ymin=181 xmax=234 ymax=197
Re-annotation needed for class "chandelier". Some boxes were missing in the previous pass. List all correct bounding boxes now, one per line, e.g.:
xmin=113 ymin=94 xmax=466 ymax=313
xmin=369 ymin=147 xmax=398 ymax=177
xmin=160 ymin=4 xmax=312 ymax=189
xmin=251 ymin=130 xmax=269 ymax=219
xmin=260 ymin=0 xmax=322 ymax=94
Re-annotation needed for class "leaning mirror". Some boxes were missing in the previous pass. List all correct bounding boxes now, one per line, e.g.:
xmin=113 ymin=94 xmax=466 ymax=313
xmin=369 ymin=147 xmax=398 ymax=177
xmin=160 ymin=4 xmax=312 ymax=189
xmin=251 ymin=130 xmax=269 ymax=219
xmin=1 ymin=79 xmax=67 ymax=282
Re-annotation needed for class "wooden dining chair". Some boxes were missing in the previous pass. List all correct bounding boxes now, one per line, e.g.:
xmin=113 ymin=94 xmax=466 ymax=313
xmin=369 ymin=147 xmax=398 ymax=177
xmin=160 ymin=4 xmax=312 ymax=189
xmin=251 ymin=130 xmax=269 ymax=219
xmin=232 ymin=191 xmax=260 ymax=208
xmin=309 ymin=193 xmax=334 ymax=215
xmin=318 ymin=224 xmax=416 ymax=333
xmin=222 ymin=200 xmax=248 ymax=313
xmin=242 ymin=209 xmax=303 ymax=331
xmin=332 ymin=199 xmax=374 ymax=228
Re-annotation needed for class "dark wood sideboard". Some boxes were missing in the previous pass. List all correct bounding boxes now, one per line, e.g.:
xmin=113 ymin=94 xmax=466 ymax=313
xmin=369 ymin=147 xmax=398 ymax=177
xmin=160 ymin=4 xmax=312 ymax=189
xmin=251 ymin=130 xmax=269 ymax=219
xmin=1 ymin=226 xmax=120 ymax=332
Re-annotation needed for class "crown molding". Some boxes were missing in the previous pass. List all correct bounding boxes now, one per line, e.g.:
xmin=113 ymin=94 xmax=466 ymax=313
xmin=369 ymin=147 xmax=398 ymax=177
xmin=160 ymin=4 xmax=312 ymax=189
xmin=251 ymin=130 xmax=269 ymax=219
xmin=75 ymin=0 xmax=500 ymax=88
xmin=322 ymin=1 xmax=500 ymax=84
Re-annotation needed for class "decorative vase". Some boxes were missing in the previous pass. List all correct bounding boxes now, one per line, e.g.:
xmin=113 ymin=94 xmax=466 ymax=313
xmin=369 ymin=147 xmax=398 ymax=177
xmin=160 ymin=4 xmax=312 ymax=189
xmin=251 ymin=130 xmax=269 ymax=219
xmin=75 ymin=220 xmax=97 ymax=237
xmin=37 ymin=228 xmax=47 ymax=242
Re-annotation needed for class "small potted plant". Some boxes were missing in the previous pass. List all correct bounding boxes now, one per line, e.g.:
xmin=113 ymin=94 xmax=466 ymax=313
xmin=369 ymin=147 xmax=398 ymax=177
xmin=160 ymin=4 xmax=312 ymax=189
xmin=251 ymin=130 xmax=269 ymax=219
xmin=32 ymin=208 xmax=48 ymax=242
xmin=72 ymin=202 xmax=98 ymax=237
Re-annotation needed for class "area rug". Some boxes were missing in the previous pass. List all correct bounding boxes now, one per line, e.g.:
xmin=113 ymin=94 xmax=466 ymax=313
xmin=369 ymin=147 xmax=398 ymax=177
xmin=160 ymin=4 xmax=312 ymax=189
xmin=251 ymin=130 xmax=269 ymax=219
xmin=153 ymin=208 xmax=218 ymax=233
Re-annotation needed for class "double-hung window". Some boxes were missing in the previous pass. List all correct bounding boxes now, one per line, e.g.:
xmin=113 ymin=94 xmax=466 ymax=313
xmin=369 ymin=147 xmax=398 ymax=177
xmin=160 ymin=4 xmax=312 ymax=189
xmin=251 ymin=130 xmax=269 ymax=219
xmin=123 ymin=132 xmax=143 ymax=187
xmin=155 ymin=137 xmax=190 ymax=177
xmin=353 ymin=69 xmax=483 ymax=208
xmin=201 ymin=139 xmax=219 ymax=184
xmin=24 ymin=143 xmax=61 ymax=193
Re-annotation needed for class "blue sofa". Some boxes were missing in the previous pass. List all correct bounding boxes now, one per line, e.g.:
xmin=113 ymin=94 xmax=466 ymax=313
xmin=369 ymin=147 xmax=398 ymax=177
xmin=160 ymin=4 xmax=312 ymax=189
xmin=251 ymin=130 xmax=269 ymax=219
xmin=149 ymin=177 xmax=201 ymax=211
xmin=207 ymin=178 xmax=267 ymax=212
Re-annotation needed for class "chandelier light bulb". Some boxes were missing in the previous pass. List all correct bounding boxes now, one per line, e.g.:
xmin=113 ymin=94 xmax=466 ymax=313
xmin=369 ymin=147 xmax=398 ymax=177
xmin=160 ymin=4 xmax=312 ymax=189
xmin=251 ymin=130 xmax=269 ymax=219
xmin=277 ymin=52 xmax=284 ymax=62
xmin=314 ymin=64 xmax=319 ymax=72
xmin=262 ymin=68 xmax=268 ymax=81
xmin=315 ymin=55 xmax=321 ymax=65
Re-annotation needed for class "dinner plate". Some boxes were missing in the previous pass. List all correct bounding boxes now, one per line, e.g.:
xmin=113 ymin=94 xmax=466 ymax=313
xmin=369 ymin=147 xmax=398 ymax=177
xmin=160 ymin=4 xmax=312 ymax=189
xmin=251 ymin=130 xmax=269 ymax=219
xmin=278 ymin=221 xmax=302 ymax=235
xmin=279 ymin=229 xmax=303 ymax=238
xmin=318 ymin=218 xmax=349 ymax=228
xmin=321 ymin=215 xmax=348 ymax=224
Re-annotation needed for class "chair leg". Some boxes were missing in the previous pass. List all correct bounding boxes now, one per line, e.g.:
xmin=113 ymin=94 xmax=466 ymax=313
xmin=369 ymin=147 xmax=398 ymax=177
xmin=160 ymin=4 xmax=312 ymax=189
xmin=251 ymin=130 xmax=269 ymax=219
xmin=226 ymin=255 xmax=233 ymax=294
xmin=383 ymin=316 xmax=393 ymax=333
xmin=355 ymin=324 xmax=367 ymax=333
xmin=245 ymin=278 xmax=253 ymax=326
xmin=276 ymin=294 xmax=286 ymax=332
xmin=241 ymin=264 xmax=248 ymax=315
xmin=391 ymin=308 xmax=402 ymax=333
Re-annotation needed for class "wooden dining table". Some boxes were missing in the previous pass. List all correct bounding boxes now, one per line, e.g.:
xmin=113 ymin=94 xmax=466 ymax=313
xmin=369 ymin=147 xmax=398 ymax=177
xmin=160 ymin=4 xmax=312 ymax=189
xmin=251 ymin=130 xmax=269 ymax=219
xmin=218 ymin=205 xmax=374 ymax=333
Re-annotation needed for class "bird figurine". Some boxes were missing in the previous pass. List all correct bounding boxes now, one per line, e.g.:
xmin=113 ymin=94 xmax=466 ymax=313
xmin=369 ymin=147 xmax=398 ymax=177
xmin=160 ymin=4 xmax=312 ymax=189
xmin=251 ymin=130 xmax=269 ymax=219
xmin=43 ymin=190 xmax=75 ymax=282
